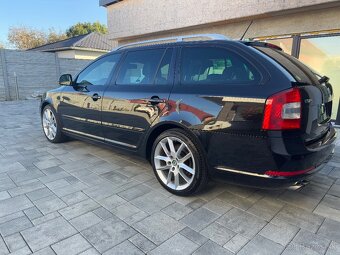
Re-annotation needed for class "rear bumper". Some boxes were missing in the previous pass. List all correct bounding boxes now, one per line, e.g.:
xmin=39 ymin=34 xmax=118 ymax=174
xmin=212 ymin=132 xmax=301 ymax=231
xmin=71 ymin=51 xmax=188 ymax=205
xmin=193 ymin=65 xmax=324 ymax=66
xmin=207 ymin=127 xmax=336 ymax=189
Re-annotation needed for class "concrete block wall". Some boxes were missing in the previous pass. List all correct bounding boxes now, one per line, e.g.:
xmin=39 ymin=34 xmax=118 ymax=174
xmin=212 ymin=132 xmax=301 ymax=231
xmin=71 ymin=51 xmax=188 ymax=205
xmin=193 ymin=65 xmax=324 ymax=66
xmin=0 ymin=49 xmax=90 ymax=101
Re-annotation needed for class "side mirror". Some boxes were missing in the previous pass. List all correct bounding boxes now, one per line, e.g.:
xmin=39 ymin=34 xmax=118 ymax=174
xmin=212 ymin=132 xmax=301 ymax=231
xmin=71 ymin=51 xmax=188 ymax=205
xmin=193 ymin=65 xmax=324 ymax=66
xmin=59 ymin=74 xmax=73 ymax=86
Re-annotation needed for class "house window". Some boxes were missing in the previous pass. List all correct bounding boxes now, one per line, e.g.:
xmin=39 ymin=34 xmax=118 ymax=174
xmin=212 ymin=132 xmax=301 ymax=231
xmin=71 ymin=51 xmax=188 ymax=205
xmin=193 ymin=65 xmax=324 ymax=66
xmin=299 ymin=35 xmax=340 ymax=120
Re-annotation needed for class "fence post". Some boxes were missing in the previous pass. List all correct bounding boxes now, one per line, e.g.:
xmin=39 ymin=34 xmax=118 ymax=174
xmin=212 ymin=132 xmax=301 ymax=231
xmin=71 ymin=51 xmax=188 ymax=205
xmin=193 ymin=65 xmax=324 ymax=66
xmin=0 ymin=49 xmax=10 ymax=101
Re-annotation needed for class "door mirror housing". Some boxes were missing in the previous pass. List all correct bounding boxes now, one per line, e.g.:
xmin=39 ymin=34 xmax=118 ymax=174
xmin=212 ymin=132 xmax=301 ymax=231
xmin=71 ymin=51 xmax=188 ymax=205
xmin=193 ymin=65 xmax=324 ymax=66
xmin=59 ymin=74 xmax=73 ymax=86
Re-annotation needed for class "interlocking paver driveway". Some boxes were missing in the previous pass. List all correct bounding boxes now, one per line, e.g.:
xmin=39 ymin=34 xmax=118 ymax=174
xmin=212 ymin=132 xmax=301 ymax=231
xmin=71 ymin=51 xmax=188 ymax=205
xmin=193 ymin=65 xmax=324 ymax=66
xmin=0 ymin=99 xmax=340 ymax=254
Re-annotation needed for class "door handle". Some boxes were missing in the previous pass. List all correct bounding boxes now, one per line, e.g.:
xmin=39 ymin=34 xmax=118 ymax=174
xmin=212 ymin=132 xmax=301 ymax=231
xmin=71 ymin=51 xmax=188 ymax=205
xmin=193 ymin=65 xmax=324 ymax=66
xmin=148 ymin=97 xmax=165 ymax=105
xmin=91 ymin=93 xmax=101 ymax=101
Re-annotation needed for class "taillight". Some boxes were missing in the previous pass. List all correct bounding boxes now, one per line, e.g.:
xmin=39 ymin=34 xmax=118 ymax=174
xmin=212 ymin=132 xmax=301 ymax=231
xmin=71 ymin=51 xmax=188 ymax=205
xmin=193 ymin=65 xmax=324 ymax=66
xmin=262 ymin=88 xmax=301 ymax=130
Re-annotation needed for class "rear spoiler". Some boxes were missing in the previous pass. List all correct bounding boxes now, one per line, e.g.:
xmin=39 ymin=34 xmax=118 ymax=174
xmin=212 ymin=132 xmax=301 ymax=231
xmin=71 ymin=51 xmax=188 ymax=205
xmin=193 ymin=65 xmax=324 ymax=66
xmin=242 ymin=41 xmax=283 ymax=51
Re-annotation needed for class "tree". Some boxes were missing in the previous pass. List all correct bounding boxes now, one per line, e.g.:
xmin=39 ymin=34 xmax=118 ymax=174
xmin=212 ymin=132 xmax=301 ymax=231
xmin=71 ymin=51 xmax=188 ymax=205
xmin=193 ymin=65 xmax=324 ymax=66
xmin=66 ymin=21 xmax=107 ymax=37
xmin=0 ymin=42 xmax=4 ymax=49
xmin=8 ymin=26 xmax=67 ymax=50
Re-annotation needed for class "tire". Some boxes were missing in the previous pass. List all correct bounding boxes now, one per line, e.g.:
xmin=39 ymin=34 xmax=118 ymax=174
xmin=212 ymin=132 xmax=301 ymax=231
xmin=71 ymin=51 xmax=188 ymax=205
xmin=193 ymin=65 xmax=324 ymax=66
xmin=151 ymin=128 xmax=208 ymax=196
xmin=41 ymin=105 xmax=66 ymax=143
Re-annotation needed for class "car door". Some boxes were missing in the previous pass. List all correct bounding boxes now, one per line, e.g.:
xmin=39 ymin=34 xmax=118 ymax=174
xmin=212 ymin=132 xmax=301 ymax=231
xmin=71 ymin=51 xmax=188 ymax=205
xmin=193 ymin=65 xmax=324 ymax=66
xmin=101 ymin=47 xmax=175 ymax=149
xmin=59 ymin=53 xmax=121 ymax=138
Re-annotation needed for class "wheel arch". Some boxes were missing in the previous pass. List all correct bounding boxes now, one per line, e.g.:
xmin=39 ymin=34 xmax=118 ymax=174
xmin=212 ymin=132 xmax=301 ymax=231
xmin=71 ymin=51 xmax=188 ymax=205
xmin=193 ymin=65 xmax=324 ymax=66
xmin=143 ymin=121 xmax=203 ymax=162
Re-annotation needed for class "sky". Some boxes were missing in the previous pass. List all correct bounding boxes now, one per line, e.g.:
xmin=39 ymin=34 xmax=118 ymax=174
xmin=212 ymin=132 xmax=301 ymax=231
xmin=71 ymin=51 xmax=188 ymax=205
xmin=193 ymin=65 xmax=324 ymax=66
xmin=0 ymin=0 xmax=107 ymax=46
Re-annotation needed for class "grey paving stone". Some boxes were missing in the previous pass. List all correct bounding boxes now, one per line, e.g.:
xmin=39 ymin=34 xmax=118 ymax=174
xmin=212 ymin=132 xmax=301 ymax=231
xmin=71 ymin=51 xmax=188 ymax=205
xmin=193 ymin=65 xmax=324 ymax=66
xmin=61 ymin=191 xmax=89 ymax=205
xmin=8 ymin=180 xmax=45 ymax=197
xmin=162 ymin=202 xmax=193 ymax=220
xmin=0 ymin=195 xmax=33 ymax=218
xmin=202 ymin=198 xmax=233 ymax=215
xmin=149 ymin=233 xmax=198 ymax=255
xmin=111 ymin=202 xmax=141 ymax=220
xmin=326 ymin=241 xmax=340 ymax=255
xmin=282 ymin=243 xmax=320 ymax=255
xmin=45 ymin=178 xmax=70 ymax=191
xmin=130 ymin=191 xmax=174 ymax=214
xmin=4 ymin=233 xmax=27 ymax=253
xmin=92 ymin=207 xmax=113 ymax=220
xmin=259 ymin=220 xmax=299 ymax=246
xmin=26 ymin=187 xmax=54 ymax=201
xmin=0 ymin=215 xmax=32 ymax=237
xmin=129 ymin=233 xmax=156 ymax=253
xmin=99 ymin=194 xmax=126 ymax=211
xmin=317 ymin=218 xmax=340 ymax=243
xmin=216 ymin=208 xmax=267 ymax=239
xmin=238 ymin=235 xmax=284 ymax=255
xmin=31 ymin=211 xmax=60 ymax=226
xmin=223 ymin=234 xmax=249 ymax=253
xmin=0 ymin=176 xmax=16 ymax=192
xmin=123 ymin=211 xmax=149 ymax=225
xmin=274 ymin=206 xmax=324 ymax=233
xmin=69 ymin=211 xmax=102 ymax=231
xmin=292 ymin=229 xmax=330 ymax=255
xmin=328 ymin=184 xmax=340 ymax=198
xmin=180 ymin=227 xmax=208 ymax=246
xmin=181 ymin=208 xmax=219 ymax=232
xmin=117 ymin=184 xmax=151 ymax=201
xmin=53 ymin=182 xmax=88 ymax=197
xmin=132 ymin=212 xmax=184 ymax=245
xmin=103 ymin=240 xmax=143 ymax=255
xmin=247 ymin=197 xmax=283 ymax=221
xmin=59 ymin=199 xmax=100 ymax=220
xmin=0 ymin=211 xmax=24 ymax=225
xmin=186 ymin=198 xmax=206 ymax=210
xmin=78 ymin=248 xmax=100 ymax=255
xmin=34 ymin=159 xmax=62 ymax=170
xmin=81 ymin=217 xmax=136 ymax=253
xmin=38 ymin=171 xmax=70 ymax=184
xmin=200 ymin=222 xmax=235 ymax=246
xmin=0 ymin=237 xmax=9 ymax=255
xmin=0 ymin=191 xmax=10 ymax=201
xmin=9 ymin=246 xmax=31 ymax=255
xmin=21 ymin=217 xmax=77 ymax=252
xmin=31 ymin=246 xmax=56 ymax=255
xmin=217 ymin=191 xmax=255 ymax=210
xmin=193 ymin=240 xmax=233 ymax=255
xmin=51 ymin=234 xmax=91 ymax=255
xmin=33 ymin=195 xmax=67 ymax=215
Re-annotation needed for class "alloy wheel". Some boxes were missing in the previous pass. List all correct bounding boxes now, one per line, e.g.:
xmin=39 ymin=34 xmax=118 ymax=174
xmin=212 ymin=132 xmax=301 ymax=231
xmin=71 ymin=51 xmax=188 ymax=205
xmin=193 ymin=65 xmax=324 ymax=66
xmin=154 ymin=136 xmax=196 ymax=191
xmin=42 ymin=108 xmax=57 ymax=140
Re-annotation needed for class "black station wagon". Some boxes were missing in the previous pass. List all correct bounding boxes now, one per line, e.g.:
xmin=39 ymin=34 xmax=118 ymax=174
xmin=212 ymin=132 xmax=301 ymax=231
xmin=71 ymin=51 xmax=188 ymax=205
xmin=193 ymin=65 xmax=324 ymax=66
xmin=41 ymin=34 xmax=336 ymax=195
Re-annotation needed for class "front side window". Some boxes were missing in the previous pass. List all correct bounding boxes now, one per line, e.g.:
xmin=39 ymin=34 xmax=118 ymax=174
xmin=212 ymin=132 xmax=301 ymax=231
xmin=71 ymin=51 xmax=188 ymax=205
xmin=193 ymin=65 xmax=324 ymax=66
xmin=116 ymin=49 xmax=165 ymax=85
xmin=180 ymin=47 xmax=259 ymax=85
xmin=76 ymin=54 xmax=120 ymax=86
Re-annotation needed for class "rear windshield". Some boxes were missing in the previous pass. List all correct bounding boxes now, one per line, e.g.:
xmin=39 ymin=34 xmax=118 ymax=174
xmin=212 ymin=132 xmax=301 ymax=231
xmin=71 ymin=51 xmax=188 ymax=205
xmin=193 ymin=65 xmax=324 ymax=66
xmin=254 ymin=46 xmax=320 ymax=85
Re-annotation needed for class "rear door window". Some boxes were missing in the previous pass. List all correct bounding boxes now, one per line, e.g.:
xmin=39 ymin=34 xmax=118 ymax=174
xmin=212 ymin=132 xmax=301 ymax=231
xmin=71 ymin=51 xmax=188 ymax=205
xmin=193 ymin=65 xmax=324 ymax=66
xmin=116 ymin=49 xmax=165 ymax=85
xmin=180 ymin=47 xmax=260 ymax=85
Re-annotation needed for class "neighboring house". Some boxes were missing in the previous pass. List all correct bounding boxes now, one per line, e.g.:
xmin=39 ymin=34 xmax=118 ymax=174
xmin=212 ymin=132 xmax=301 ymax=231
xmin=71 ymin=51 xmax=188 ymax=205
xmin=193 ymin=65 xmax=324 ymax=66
xmin=29 ymin=32 xmax=116 ymax=60
xmin=100 ymin=0 xmax=340 ymax=120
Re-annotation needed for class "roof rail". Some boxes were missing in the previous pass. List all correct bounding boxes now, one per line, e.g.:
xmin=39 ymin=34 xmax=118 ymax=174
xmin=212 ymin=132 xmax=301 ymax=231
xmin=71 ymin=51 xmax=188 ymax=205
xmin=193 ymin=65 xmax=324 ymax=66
xmin=113 ymin=33 xmax=230 ymax=51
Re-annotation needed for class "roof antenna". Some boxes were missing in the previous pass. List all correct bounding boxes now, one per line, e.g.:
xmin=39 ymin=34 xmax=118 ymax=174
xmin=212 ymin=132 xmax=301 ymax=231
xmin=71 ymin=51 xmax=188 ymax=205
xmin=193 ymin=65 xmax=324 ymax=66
xmin=240 ymin=20 xmax=253 ymax=41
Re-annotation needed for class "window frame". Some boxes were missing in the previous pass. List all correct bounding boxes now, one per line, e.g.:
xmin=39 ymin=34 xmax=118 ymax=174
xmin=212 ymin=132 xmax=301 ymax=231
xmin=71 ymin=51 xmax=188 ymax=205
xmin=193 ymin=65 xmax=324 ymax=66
xmin=114 ymin=47 xmax=174 ymax=87
xmin=74 ymin=53 xmax=121 ymax=87
xmin=177 ymin=45 xmax=263 ymax=87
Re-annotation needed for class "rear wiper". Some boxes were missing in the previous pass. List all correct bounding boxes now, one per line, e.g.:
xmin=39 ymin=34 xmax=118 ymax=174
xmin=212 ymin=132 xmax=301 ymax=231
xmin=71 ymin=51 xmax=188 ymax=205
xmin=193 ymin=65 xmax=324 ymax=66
xmin=318 ymin=75 xmax=329 ymax=84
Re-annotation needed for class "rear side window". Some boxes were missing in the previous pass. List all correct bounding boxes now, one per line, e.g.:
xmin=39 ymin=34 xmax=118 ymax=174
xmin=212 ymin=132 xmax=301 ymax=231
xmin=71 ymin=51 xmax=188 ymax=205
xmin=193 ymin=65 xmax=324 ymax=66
xmin=116 ymin=49 xmax=165 ymax=85
xmin=180 ymin=47 xmax=260 ymax=85
xmin=255 ymin=47 xmax=319 ymax=85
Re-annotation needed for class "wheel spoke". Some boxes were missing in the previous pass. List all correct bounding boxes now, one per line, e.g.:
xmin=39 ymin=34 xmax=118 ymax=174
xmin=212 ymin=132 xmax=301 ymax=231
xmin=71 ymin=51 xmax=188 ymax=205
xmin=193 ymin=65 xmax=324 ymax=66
xmin=179 ymin=163 xmax=194 ymax=174
xmin=155 ymin=155 xmax=170 ymax=162
xmin=176 ymin=143 xmax=185 ymax=157
xmin=178 ymin=169 xmax=190 ymax=183
xmin=174 ymin=172 xmax=179 ymax=188
xmin=160 ymin=141 xmax=171 ymax=157
xmin=179 ymin=152 xmax=192 ymax=163
xmin=166 ymin=171 xmax=172 ymax=184
xmin=157 ymin=165 xmax=171 ymax=171
xmin=167 ymin=137 xmax=176 ymax=154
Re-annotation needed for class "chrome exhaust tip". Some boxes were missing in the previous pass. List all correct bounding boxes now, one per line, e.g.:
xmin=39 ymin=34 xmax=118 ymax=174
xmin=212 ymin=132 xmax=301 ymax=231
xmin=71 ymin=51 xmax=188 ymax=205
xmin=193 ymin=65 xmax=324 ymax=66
xmin=288 ymin=180 xmax=309 ymax=190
